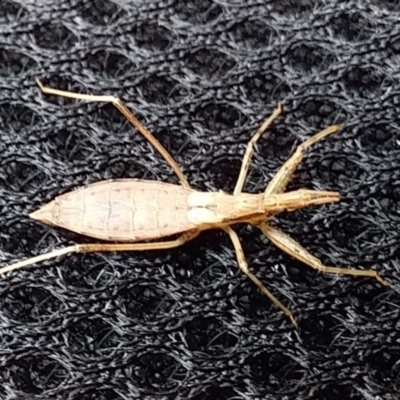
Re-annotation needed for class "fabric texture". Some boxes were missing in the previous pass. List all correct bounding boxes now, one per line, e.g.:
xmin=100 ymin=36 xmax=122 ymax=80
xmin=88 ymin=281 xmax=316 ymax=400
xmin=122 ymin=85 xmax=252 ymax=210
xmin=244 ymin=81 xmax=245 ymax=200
xmin=0 ymin=1 xmax=400 ymax=399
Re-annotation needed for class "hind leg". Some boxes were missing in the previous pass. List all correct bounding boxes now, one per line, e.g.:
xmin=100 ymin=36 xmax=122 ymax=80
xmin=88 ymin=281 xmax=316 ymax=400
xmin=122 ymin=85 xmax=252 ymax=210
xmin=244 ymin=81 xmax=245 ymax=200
xmin=35 ymin=78 xmax=190 ymax=188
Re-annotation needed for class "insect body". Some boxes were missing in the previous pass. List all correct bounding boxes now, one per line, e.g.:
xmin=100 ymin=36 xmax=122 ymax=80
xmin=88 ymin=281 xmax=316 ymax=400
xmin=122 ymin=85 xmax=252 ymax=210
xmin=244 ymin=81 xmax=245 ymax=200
xmin=29 ymin=179 xmax=336 ymax=242
xmin=0 ymin=79 xmax=388 ymax=327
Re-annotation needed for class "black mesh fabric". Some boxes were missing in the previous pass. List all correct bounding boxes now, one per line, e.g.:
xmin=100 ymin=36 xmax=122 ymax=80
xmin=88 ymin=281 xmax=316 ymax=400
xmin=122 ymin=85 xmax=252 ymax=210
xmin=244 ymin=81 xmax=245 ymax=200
xmin=1 ymin=1 xmax=400 ymax=399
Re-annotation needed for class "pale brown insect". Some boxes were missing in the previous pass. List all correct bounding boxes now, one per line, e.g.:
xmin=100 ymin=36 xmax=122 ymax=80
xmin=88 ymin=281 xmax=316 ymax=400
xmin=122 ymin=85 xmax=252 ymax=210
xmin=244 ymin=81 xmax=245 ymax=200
xmin=0 ymin=79 xmax=388 ymax=327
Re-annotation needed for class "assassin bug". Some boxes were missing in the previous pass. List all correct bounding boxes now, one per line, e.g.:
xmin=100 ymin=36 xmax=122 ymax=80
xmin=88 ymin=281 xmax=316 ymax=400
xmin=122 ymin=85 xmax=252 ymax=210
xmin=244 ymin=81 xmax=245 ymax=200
xmin=0 ymin=79 xmax=388 ymax=327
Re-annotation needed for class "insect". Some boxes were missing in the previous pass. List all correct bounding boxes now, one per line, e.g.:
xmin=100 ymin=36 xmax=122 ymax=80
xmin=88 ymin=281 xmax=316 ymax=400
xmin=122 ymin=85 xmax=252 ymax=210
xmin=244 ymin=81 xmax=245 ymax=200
xmin=0 ymin=78 xmax=388 ymax=327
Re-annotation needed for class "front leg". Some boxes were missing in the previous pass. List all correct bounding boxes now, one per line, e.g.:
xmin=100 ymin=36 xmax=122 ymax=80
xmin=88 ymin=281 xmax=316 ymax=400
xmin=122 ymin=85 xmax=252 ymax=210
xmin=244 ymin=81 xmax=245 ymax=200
xmin=265 ymin=124 xmax=340 ymax=196
xmin=258 ymin=223 xmax=388 ymax=286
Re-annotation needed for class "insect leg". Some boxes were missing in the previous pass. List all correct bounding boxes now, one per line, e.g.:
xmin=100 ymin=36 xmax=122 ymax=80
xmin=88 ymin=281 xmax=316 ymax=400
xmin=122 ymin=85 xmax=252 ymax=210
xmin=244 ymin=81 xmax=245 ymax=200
xmin=265 ymin=124 xmax=340 ymax=196
xmin=35 ymin=78 xmax=190 ymax=188
xmin=222 ymin=226 xmax=298 ymax=327
xmin=233 ymin=103 xmax=283 ymax=195
xmin=258 ymin=223 xmax=388 ymax=286
xmin=0 ymin=231 xmax=199 ymax=275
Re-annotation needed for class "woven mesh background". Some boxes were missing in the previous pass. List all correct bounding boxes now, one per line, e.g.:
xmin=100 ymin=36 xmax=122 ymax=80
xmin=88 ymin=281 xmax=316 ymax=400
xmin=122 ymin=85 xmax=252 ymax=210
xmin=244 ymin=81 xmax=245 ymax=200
xmin=1 ymin=0 xmax=400 ymax=399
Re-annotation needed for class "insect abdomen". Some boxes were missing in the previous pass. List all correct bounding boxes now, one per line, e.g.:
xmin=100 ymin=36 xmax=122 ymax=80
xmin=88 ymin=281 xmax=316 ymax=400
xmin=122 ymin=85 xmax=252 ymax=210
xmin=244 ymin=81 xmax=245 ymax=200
xmin=31 ymin=179 xmax=197 ymax=242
